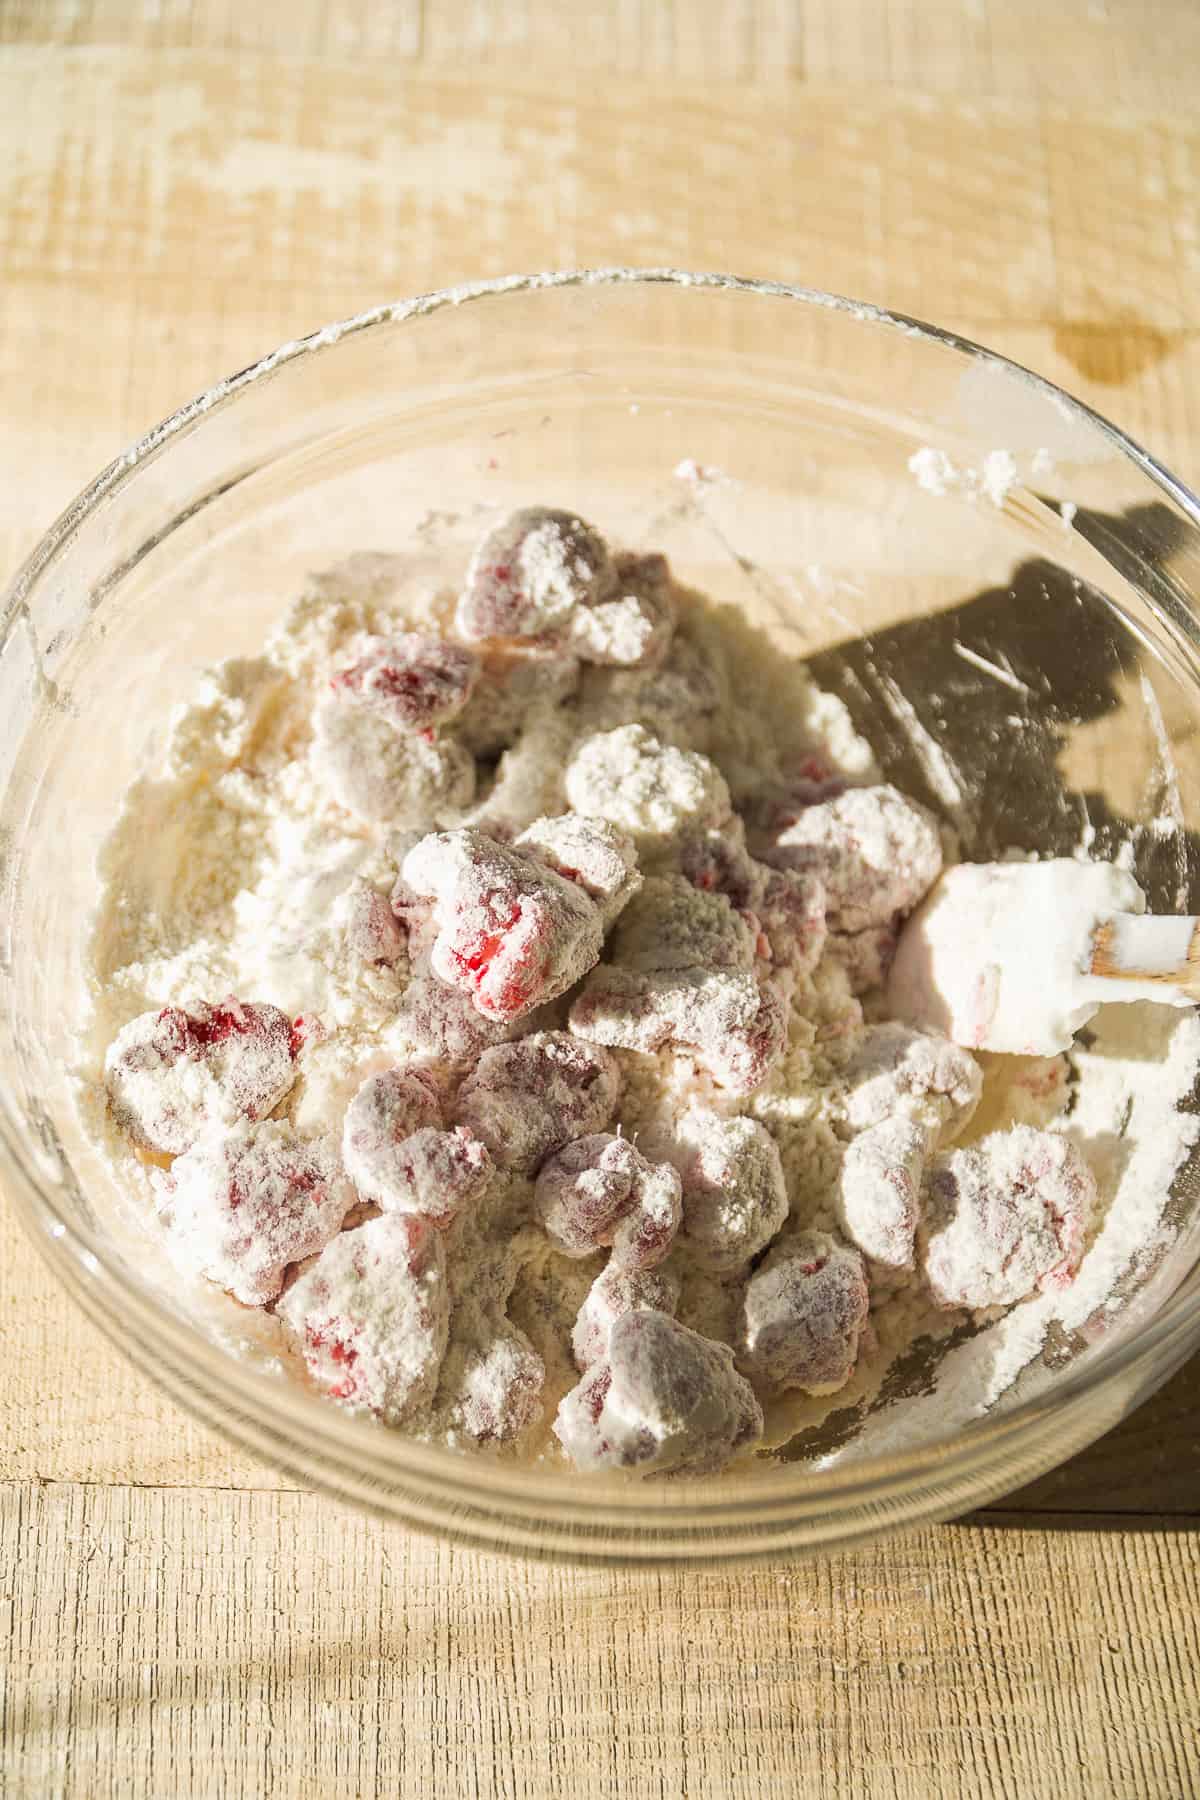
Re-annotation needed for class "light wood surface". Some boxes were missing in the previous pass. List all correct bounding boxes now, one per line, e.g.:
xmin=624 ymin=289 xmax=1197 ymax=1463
xmin=2 ymin=4 xmax=1199 ymax=1795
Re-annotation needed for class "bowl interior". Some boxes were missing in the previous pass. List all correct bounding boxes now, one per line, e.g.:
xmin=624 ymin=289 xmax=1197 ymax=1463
xmin=3 ymin=272 xmax=1200 ymax=1544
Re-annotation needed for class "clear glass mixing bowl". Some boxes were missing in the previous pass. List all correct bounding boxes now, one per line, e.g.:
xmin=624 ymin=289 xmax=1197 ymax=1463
xmin=3 ymin=269 xmax=1199 ymax=1562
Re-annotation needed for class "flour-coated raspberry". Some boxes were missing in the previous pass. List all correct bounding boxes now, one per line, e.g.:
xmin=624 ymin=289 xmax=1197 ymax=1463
xmin=571 ymin=1262 xmax=681 ymax=1370
xmin=163 ymin=1120 xmax=354 ymax=1305
xmin=922 ymin=1126 xmax=1095 ymax=1309
xmin=564 ymin=725 xmax=731 ymax=857
xmin=454 ymin=1031 xmax=621 ymax=1173
xmin=841 ymin=1022 xmax=982 ymax=1142
xmin=402 ymin=827 xmax=613 ymax=1023
xmin=330 ymin=633 xmax=479 ymax=731
xmin=535 ymin=1133 xmax=682 ymax=1269
xmin=106 ymin=999 xmax=300 ymax=1157
xmin=390 ymin=973 xmax=517 ymax=1067
xmin=675 ymin=1112 xmax=789 ymax=1273
xmin=569 ymin=876 xmax=789 ymax=1095
xmin=342 ymin=1068 xmax=492 ymax=1228
xmin=515 ymin=813 xmax=641 ymax=929
xmin=763 ymin=783 xmax=942 ymax=932
xmin=554 ymin=1310 xmax=763 ymax=1476
xmin=739 ymin=1232 xmax=869 ymax=1395
xmin=838 ymin=1117 xmax=931 ymax=1271
xmin=454 ymin=1329 xmax=546 ymax=1444
xmin=277 ymin=1211 xmax=448 ymax=1423
xmin=312 ymin=694 xmax=475 ymax=828
xmin=567 ymin=550 xmax=677 ymax=667
xmin=456 ymin=507 xmax=612 ymax=641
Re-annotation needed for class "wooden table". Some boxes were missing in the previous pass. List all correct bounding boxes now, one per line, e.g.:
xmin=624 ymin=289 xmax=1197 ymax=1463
xmin=2 ymin=4 xmax=1199 ymax=1794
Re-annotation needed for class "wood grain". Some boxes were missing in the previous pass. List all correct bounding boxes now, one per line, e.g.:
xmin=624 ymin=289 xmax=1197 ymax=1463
xmin=4 ymin=1482 xmax=1199 ymax=1800
xmin=2 ymin=5 xmax=1200 ymax=1795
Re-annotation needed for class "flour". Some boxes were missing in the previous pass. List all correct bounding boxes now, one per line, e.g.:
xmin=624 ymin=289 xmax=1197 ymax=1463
xmin=79 ymin=513 xmax=1200 ymax=1477
xmin=907 ymin=445 xmax=1020 ymax=508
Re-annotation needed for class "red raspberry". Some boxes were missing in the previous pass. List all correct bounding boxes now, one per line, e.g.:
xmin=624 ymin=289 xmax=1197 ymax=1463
xmin=341 ymin=878 xmax=406 ymax=967
xmin=841 ymin=1022 xmax=982 ymax=1141
xmin=679 ymin=824 xmax=827 ymax=976
xmin=401 ymin=827 xmax=621 ymax=1023
xmin=922 ymin=1126 xmax=1095 ymax=1309
xmin=569 ymin=877 xmax=790 ymax=1096
xmin=567 ymin=549 xmax=677 ymax=668
xmin=311 ymin=694 xmax=475 ymax=828
xmin=535 ymin=1134 xmax=682 ymax=1270
xmin=554 ymin=1310 xmax=763 ymax=1476
xmin=456 ymin=507 xmax=613 ymax=642
xmin=453 ymin=1330 xmax=546 ymax=1444
xmin=277 ymin=1211 xmax=448 ymax=1423
xmin=739 ymin=1232 xmax=869 ymax=1395
xmin=515 ymin=814 xmax=641 ymax=930
xmin=390 ymin=973 xmax=517 ymax=1067
xmin=578 ymin=633 xmax=722 ymax=752
xmin=454 ymin=1031 xmax=620 ymax=1174
xmin=676 ymin=1113 xmax=789 ymax=1273
xmin=763 ymin=783 xmax=943 ymax=933
xmin=456 ymin=641 xmax=581 ymax=758
xmin=106 ymin=998 xmax=301 ymax=1156
xmin=162 ymin=1120 xmax=354 ymax=1305
xmin=564 ymin=725 xmax=732 ymax=859
xmin=330 ymin=633 xmax=479 ymax=732
xmin=571 ymin=1262 xmax=680 ymax=1370
xmin=342 ymin=1069 xmax=490 ymax=1228
xmin=838 ymin=1117 xmax=931 ymax=1271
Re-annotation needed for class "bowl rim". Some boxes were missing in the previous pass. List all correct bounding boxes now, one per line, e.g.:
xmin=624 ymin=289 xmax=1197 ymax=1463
xmin=4 ymin=264 xmax=1200 ymax=1521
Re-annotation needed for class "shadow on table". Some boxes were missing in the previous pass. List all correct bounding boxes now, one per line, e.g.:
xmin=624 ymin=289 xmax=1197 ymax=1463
xmin=803 ymin=499 xmax=1200 ymax=1533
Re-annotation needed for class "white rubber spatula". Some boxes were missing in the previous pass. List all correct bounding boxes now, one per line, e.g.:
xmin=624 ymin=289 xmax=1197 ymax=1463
xmin=887 ymin=858 xmax=1198 ymax=1056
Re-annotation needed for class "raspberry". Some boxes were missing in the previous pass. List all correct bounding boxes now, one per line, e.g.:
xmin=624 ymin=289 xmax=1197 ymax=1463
xmin=343 ymin=1066 xmax=442 ymax=1153
xmin=579 ymin=633 xmax=722 ymax=751
xmin=515 ymin=813 xmax=641 ymax=929
xmin=162 ymin=1120 xmax=354 ymax=1305
xmin=739 ymin=1232 xmax=869 ymax=1395
xmin=838 ymin=1117 xmax=931 ymax=1271
xmin=567 ymin=550 xmax=677 ymax=667
xmin=675 ymin=1112 xmax=789 ymax=1273
xmin=312 ymin=694 xmax=475 ymax=828
xmin=456 ymin=507 xmax=612 ymax=641
xmin=841 ymin=1022 xmax=982 ymax=1142
xmin=454 ymin=1031 xmax=620 ymax=1173
xmin=401 ymin=826 xmax=623 ymax=1023
xmin=679 ymin=822 xmax=826 ymax=974
xmin=571 ymin=1262 xmax=680 ymax=1370
xmin=456 ymin=641 xmax=580 ymax=758
xmin=554 ymin=1311 xmax=763 ymax=1476
xmin=342 ymin=1069 xmax=491 ymax=1228
xmin=535 ymin=1134 xmax=682 ymax=1269
xmin=277 ymin=1211 xmax=448 ymax=1423
xmin=763 ymin=783 xmax=943 ymax=932
xmin=453 ymin=1329 xmax=545 ymax=1444
xmin=106 ymin=999 xmax=300 ymax=1157
xmin=922 ymin=1126 xmax=1095 ymax=1309
xmin=389 ymin=973 xmax=517 ymax=1067
xmin=339 ymin=878 xmax=405 ymax=967
xmin=564 ymin=725 xmax=732 ymax=858
xmin=569 ymin=876 xmax=790 ymax=1096
xmin=330 ymin=633 xmax=479 ymax=732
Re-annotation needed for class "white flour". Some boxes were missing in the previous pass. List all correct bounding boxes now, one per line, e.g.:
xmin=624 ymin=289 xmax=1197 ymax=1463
xmin=78 ymin=530 xmax=1200 ymax=1472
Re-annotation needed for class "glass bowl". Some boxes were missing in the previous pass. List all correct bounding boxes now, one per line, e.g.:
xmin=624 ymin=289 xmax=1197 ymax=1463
xmin=3 ymin=269 xmax=1199 ymax=1563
